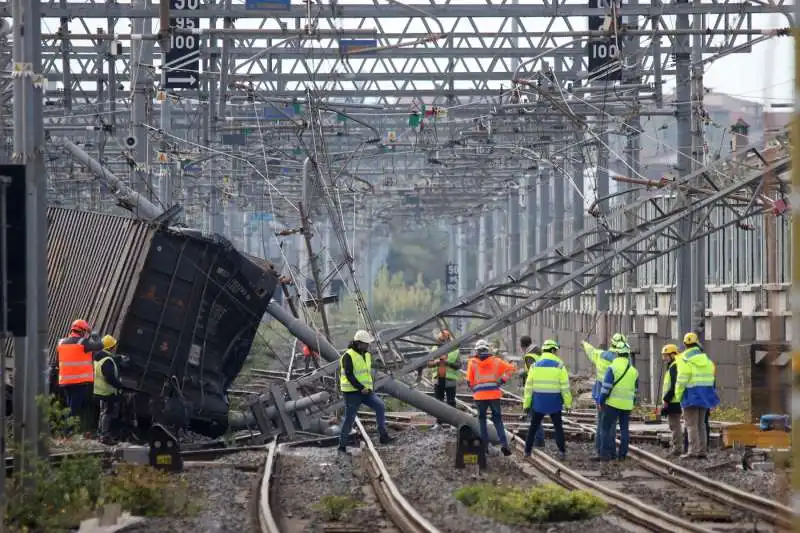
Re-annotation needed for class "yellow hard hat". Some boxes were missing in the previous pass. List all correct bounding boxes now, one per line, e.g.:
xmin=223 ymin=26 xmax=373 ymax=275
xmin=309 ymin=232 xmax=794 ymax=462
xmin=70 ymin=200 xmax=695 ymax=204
xmin=683 ymin=332 xmax=699 ymax=346
xmin=102 ymin=334 xmax=118 ymax=351
xmin=661 ymin=344 xmax=680 ymax=355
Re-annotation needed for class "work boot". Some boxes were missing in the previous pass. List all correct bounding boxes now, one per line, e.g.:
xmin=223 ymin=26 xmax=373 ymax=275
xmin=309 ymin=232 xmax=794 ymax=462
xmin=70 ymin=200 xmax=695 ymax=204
xmin=379 ymin=433 xmax=392 ymax=445
xmin=591 ymin=456 xmax=611 ymax=462
xmin=557 ymin=451 xmax=566 ymax=461
xmin=501 ymin=447 xmax=512 ymax=457
xmin=430 ymin=423 xmax=441 ymax=431
xmin=337 ymin=447 xmax=349 ymax=455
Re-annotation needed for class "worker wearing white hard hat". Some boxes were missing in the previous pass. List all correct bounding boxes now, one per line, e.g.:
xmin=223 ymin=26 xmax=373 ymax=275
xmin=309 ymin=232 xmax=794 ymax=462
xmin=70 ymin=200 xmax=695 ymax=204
xmin=337 ymin=329 xmax=391 ymax=454
xmin=353 ymin=330 xmax=375 ymax=344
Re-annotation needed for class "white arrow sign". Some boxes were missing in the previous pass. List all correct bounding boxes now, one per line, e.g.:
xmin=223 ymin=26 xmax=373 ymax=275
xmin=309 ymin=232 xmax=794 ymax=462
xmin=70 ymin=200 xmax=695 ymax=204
xmin=169 ymin=75 xmax=197 ymax=85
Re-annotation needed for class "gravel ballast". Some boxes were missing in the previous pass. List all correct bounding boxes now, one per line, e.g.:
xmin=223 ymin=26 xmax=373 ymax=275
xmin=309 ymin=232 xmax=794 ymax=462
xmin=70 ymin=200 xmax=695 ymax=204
xmin=273 ymin=443 xmax=401 ymax=533
xmin=379 ymin=426 xmax=622 ymax=533
xmin=123 ymin=461 xmax=257 ymax=533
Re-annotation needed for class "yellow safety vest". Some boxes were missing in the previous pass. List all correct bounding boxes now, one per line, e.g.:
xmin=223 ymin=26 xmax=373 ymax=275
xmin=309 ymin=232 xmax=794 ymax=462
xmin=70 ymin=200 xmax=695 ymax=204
xmin=605 ymin=357 xmax=638 ymax=411
xmin=661 ymin=360 xmax=680 ymax=405
xmin=93 ymin=355 xmax=119 ymax=397
xmin=523 ymin=352 xmax=539 ymax=371
xmin=522 ymin=352 xmax=572 ymax=410
xmin=339 ymin=349 xmax=373 ymax=392
xmin=430 ymin=346 xmax=461 ymax=382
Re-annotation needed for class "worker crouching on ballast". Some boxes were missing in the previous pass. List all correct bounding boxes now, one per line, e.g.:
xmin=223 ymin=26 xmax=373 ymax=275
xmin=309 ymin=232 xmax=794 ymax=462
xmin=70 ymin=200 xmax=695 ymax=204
xmin=338 ymin=330 xmax=392 ymax=454
xmin=466 ymin=339 xmax=515 ymax=456
xmin=522 ymin=339 xmax=571 ymax=459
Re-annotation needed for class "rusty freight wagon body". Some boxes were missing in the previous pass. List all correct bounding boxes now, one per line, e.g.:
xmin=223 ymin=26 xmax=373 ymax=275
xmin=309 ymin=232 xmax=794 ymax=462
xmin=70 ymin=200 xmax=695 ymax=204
xmin=12 ymin=208 xmax=280 ymax=437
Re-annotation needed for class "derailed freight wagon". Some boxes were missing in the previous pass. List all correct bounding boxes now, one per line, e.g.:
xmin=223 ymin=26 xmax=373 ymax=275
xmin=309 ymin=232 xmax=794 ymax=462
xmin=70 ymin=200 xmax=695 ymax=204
xmin=11 ymin=208 xmax=279 ymax=437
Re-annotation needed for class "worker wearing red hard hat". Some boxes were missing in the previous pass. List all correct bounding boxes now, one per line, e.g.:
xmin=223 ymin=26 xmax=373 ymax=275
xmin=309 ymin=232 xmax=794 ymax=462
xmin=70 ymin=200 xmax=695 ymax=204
xmin=53 ymin=319 xmax=103 ymax=433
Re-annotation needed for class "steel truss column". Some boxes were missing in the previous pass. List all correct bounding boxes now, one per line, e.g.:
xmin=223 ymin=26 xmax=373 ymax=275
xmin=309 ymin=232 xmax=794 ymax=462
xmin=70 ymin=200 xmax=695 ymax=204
xmin=12 ymin=0 xmax=47 ymax=463
xmin=595 ymin=125 xmax=610 ymax=342
xmin=571 ymin=134 xmax=585 ymax=311
xmin=526 ymin=173 xmax=537 ymax=260
xmin=456 ymin=216 xmax=466 ymax=333
xmin=675 ymin=0 xmax=693 ymax=336
xmin=553 ymin=161 xmax=565 ymax=265
xmin=477 ymin=213 xmax=487 ymax=286
xmin=539 ymin=166 xmax=551 ymax=259
xmin=624 ymin=0 xmax=642 ymax=329
xmin=508 ymin=184 xmax=521 ymax=268
xmin=690 ymin=0 xmax=707 ymax=339
xmin=130 ymin=0 xmax=154 ymax=199
xmin=492 ymin=207 xmax=503 ymax=278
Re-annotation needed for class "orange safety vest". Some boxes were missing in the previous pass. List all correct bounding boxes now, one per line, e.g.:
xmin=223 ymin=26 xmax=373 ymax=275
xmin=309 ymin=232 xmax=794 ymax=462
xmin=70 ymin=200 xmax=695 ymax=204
xmin=467 ymin=355 xmax=514 ymax=401
xmin=57 ymin=338 xmax=95 ymax=386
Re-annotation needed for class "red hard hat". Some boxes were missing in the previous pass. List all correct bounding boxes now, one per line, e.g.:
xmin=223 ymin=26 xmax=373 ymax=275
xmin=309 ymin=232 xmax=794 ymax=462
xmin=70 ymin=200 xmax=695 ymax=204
xmin=70 ymin=319 xmax=90 ymax=334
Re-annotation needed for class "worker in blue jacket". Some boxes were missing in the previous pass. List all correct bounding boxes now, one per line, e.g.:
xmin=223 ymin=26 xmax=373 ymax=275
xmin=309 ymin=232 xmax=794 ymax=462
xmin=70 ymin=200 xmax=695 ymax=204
xmin=522 ymin=339 xmax=572 ymax=460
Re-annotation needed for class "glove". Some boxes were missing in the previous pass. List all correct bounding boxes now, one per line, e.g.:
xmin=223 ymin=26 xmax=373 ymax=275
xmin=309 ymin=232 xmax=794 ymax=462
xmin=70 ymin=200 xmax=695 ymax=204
xmin=564 ymin=408 xmax=572 ymax=416
xmin=522 ymin=407 xmax=530 ymax=416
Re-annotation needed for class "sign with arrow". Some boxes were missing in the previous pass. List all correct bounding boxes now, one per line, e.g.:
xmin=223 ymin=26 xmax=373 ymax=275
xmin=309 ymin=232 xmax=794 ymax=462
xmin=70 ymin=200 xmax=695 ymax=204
xmin=164 ymin=0 xmax=200 ymax=90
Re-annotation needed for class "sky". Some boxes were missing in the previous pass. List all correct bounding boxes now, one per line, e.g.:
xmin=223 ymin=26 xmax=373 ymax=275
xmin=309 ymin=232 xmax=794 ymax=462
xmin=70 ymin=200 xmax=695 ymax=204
xmin=663 ymin=13 xmax=794 ymax=106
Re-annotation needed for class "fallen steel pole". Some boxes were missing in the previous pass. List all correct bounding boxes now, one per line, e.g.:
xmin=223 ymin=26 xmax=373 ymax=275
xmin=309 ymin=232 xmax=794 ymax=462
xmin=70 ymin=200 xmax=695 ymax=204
xmin=228 ymin=390 xmax=331 ymax=430
xmin=265 ymin=302 xmax=500 ymax=442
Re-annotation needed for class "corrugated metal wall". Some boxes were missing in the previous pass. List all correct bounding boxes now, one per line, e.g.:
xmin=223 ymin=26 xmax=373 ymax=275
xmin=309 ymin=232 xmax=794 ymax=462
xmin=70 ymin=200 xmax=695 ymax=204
xmin=5 ymin=208 xmax=156 ymax=367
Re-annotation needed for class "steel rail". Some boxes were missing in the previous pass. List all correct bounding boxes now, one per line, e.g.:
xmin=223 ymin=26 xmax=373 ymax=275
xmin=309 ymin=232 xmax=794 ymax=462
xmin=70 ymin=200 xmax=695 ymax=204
xmin=446 ymin=393 xmax=711 ymax=533
xmin=256 ymin=436 xmax=281 ymax=533
xmin=493 ymin=382 xmax=794 ymax=528
xmin=353 ymin=419 xmax=442 ymax=533
xmin=567 ymin=418 xmax=795 ymax=529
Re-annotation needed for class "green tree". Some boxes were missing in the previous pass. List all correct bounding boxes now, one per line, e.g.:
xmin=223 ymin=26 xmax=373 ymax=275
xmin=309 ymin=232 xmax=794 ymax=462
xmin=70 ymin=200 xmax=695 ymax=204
xmin=369 ymin=265 xmax=443 ymax=322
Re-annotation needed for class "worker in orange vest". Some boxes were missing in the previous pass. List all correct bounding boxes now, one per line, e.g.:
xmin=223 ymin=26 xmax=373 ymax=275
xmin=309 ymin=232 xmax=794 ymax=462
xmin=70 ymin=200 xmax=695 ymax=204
xmin=301 ymin=342 xmax=321 ymax=372
xmin=53 ymin=319 xmax=103 ymax=432
xmin=466 ymin=338 xmax=515 ymax=456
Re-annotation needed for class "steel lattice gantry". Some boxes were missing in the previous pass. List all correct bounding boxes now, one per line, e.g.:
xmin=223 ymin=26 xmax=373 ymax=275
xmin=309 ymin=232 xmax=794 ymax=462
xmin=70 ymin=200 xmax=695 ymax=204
xmin=19 ymin=0 xmax=793 ymax=107
xmin=379 ymin=131 xmax=792 ymax=372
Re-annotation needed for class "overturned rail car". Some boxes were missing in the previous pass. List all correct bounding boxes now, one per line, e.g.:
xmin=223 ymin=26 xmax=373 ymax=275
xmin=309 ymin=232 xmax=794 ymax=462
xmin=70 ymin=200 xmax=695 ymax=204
xmin=9 ymin=208 xmax=279 ymax=437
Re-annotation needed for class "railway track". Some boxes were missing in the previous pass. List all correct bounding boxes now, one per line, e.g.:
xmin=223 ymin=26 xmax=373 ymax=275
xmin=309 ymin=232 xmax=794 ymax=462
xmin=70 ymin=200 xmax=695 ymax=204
xmin=255 ymin=422 xmax=441 ymax=533
xmin=494 ymin=386 xmax=793 ymax=530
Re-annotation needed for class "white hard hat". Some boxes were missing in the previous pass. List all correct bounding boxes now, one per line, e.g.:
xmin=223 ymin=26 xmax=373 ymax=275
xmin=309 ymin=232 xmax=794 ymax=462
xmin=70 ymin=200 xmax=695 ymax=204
xmin=474 ymin=339 xmax=490 ymax=352
xmin=353 ymin=330 xmax=375 ymax=344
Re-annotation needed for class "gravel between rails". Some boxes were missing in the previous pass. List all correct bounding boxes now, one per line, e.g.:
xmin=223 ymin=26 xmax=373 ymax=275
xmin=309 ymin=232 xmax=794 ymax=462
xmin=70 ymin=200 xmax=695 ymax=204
xmin=561 ymin=439 xmax=790 ymax=531
xmin=380 ymin=426 xmax=623 ymax=533
xmin=274 ymin=443 xmax=401 ymax=533
xmin=631 ymin=441 xmax=791 ymax=504
xmin=123 ymin=462 xmax=257 ymax=533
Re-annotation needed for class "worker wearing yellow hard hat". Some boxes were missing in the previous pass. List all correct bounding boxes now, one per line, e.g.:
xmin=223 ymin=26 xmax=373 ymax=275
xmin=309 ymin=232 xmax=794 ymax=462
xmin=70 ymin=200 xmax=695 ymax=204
xmin=659 ymin=343 xmax=682 ymax=456
xmin=675 ymin=331 xmax=719 ymax=458
xmin=94 ymin=334 xmax=125 ymax=444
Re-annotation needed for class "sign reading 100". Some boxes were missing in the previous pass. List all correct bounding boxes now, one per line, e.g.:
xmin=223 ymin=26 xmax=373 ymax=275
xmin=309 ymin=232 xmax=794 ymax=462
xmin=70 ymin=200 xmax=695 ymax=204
xmin=590 ymin=40 xmax=619 ymax=60
xmin=171 ymin=0 xmax=200 ymax=50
